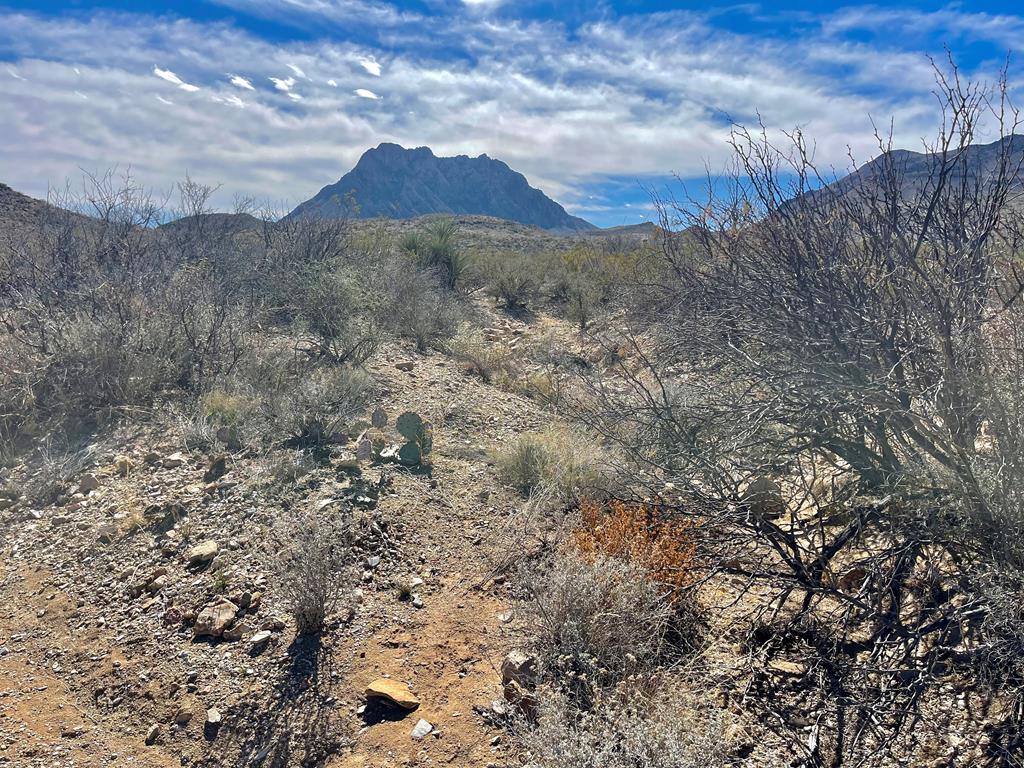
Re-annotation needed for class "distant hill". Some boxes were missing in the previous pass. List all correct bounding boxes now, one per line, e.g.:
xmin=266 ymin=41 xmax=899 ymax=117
xmin=289 ymin=143 xmax=596 ymax=233
xmin=798 ymin=134 xmax=1024 ymax=208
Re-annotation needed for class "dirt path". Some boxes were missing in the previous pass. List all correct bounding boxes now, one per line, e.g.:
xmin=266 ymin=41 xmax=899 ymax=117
xmin=0 ymin=309 xmax=562 ymax=767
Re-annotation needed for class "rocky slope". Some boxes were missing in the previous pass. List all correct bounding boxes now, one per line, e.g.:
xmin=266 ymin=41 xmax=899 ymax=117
xmin=289 ymin=144 xmax=595 ymax=233
xmin=0 ymin=307 xmax=576 ymax=768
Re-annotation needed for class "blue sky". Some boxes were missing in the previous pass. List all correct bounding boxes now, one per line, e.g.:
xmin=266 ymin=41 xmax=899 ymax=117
xmin=1 ymin=1 xmax=1023 ymax=227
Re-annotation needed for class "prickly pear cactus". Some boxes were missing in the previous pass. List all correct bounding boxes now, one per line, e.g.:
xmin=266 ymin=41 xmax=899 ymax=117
xmin=371 ymin=408 xmax=388 ymax=429
xmin=396 ymin=412 xmax=423 ymax=440
xmin=356 ymin=436 xmax=372 ymax=462
xmin=395 ymin=411 xmax=432 ymax=466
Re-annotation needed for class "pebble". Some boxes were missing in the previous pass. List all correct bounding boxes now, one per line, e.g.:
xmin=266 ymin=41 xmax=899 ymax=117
xmin=410 ymin=718 xmax=433 ymax=740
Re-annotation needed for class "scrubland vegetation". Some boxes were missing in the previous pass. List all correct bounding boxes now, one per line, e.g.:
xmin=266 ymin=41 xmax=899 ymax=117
xmin=2 ymin=65 xmax=1024 ymax=767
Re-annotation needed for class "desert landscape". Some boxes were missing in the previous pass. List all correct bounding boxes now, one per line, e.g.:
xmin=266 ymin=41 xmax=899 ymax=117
xmin=3 ymin=2 xmax=1024 ymax=767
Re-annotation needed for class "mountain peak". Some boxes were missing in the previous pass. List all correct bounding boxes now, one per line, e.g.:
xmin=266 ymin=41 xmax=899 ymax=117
xmin=289 ymin=144 xmax=594 ymax=232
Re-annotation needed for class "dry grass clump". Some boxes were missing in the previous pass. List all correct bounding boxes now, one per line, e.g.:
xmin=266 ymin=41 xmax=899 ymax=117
xmin=447 ymin=326 xmax=516 ymax=384
xmin=574 ymin=499 xmax=698 ymax=603
xmin=517 ymin=551 xmax=673 ymax=707
xmin=495 ymin=429 xmax=607 ymax=503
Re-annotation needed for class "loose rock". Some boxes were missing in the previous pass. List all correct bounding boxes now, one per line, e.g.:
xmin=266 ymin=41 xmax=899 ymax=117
xmin=194 ymin=598 xmax=238 ymax=639
xmin=365 ymin=678 xmax=420 ymax=710
xmin=411 ymin=718 xmax=433 ymax=740
xmin=186 ymin=540 xmax=219 ymax=566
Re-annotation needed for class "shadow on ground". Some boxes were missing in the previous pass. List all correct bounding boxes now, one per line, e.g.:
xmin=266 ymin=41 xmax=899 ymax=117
xmin=197 ymin=634 xmax=350 ymax=768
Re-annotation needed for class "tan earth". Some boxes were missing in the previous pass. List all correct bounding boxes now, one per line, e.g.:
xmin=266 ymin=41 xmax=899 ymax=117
xmin=0 ymin=305 xmax=570 ymax=768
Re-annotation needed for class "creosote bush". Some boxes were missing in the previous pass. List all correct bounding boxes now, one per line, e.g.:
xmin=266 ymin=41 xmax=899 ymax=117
xmin=483 ymin=253 xmax=540 ymax=310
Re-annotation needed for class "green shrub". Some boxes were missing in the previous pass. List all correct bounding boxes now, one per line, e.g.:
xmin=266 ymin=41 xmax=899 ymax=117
xmin=401 ymin=218 xmax=467 ymax=290
xmin=485 ymin=254 xmax=540 ymax=309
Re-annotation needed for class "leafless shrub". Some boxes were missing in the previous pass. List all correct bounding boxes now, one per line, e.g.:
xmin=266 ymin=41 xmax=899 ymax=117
xmin=272 ymin=505 xmax=354 ymax=634
xmin=565 ymin=61 xmax=1024 ymax=763
xmin=513 ymin=686 xmax=741 ymax=768
xmin=259 ymin=365 xmax=371 ymax=446
xmin=517 ymin=551 xmax=673 ymax=708
xmin=382 ymin=264 xmax=462 ymax=351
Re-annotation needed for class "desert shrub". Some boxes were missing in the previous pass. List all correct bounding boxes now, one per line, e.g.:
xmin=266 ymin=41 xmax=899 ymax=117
xmin=972 ymin=568 xmax=1024 ymax=695
xmin=261 ymin=366 xmax=371 ymax=446
xmin=502 ymin=371 xmax=561 ymax=407
xmin=401 ymin=218 xmax=467 ymax=290
xmin=574 ymin=499 xmax=698 ymax=604
xmin=484 ymin=254 xmax=540 ymax=310
xmin=40 ymin=308 xmax=182 ymax=413
xmin=201 ymin=389 xmax=257 ymax=428
xmin=446 ymin=326 xmax=514 ymax=383
xmin=518 ymin=551 xmax=673 ymax=707
xmin=495 ymin=429 xmax=606 ymax=502
xmin=288 ymin=261 xmax=380 ymax=365
xmin=176 ymin=407 xmax=218 ymax=453
xmin=547 ymin=244 xmax=647 ymax=330
xmin=383 ymin=265 xmax=461 ymax=351
xmin=565 ymin=66 xmax=1024 ymax=761
xmin=273 ymin=505 xmax=354 ymax=634
xmin=257 ymin=449 xmax=318 ymax=486
xmin=24 ymin=439 xmax=94 ymax=505
xmin=515 ymin=687 xmax=734 ymax=768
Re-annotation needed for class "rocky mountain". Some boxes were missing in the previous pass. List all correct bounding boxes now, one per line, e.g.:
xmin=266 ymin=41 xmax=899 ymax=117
xmin=801 ymin=134 xmax=1024 ymax=206
xmin=289 ymin=143 xmax=595 ymax=232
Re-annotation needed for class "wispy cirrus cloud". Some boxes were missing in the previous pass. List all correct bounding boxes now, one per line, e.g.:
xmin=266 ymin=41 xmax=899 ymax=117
xmin=358 ymin=56 xmax=381 ymax=76
xmin=153 ymin=66 xmax=200 ymax=92
xmin=0 ymin=4 xmax=1020 ymax=225
xmin=229 ymin=74 xmax=255 ymax=90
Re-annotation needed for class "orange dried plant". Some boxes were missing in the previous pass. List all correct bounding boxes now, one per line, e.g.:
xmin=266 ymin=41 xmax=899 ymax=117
xmin=573 ymin=499 xmax=698 ymax=603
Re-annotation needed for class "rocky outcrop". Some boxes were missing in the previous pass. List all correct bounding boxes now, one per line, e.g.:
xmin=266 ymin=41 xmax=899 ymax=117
xmin=289 ymin=143 xmax=595 ymax=232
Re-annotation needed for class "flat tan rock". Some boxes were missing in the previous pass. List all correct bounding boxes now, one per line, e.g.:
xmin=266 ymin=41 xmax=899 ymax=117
xmin=365 ymin=678 xmax=419 ymax=709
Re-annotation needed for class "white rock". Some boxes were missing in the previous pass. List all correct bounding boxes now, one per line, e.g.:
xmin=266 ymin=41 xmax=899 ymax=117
xmin=411 ymin=718 xmax=433 ymax=740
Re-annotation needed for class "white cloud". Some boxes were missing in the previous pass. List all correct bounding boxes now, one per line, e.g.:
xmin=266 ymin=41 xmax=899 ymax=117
xmin=0 ymin=6 xmax=1018 ymax=222
xmin=287 ymin=63 xmax=307 ymax=79
xmin=153 ymin=66 xmax=199 ymax=91
xmin=358 ymin=56 xmax=381 ymax=76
